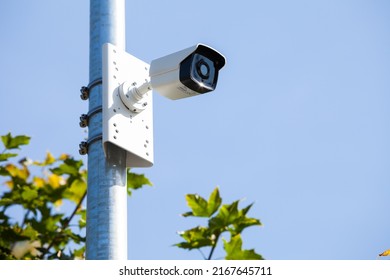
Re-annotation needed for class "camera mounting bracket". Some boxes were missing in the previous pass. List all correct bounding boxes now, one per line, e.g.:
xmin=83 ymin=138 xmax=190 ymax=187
xmin=102 ymin=43 xmax=154 ymax=167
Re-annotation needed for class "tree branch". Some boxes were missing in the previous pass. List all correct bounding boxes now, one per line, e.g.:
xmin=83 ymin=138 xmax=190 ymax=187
xmin=207 ymin=233 xmax=220 ymax=260
xmin=41 ymin=190 xmax=87 ymax=259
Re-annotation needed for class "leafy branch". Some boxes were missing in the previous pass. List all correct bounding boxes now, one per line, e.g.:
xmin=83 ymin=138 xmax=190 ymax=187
xmin=175 ymin=187 xmax=263 ymax=260
xmin=0 ymin=132 xmax=151 ymax=259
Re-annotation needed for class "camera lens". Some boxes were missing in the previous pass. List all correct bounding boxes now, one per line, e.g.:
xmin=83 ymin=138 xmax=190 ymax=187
xmin=196 ymin=60 xmax=210 ymax=79
xmin=180 ymin=53 xmax=217 ymax=94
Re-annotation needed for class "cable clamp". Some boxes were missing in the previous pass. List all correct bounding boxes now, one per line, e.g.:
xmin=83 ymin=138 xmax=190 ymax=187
xmin=79 ymin=134 xmax=102 ymax=155
xmin=80 ymin=78 xmax=103 ymax=100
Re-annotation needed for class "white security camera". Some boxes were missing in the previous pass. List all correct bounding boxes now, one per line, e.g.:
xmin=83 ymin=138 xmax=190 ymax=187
xmin=118 ymin=44 xmax=226 ymax=109
xmin=149 ymin=43 xmax=226 ymax=100
xmin=102 ymin=43 xmax=226 ymax=167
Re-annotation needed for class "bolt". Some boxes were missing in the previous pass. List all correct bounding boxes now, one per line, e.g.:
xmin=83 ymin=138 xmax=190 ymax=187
xmin=80 ymin=86 xmax=89 ymax=100
xmin=142 ymin=102 xmax=148 ymax=107
xmin=79 ymin=114 xmax=89 ymax=128
xmin=79 ymin=141 xmax=88 ymax=155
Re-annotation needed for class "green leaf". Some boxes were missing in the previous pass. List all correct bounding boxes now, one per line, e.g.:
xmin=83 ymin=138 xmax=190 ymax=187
xmin=209 ymin=200 xmax=240 ymax=231
xmin=0 ymin=153 xmax=18 ymax=162
xmin=182 ymin=211 xmax=194 ymax=217
xmin=0 ymin=198 xmax=14 ymax=207
xmin=231 ymin=203 xmax=262 ymax=235
xmin=34 ymin=152 xmax=56 ymax=166
xmin=175 ymin=226 xmax=214 ymax=250
xmin=21 ymin=188 xmax=38 ymax=202
xmin=51 ymin=158 xmax=83 ymax=177
xmin=72 ymin=247 xmax=85 ymax=259
xmin=126 ymin=170 xmax=152 ymax=196
xmin=223 ymin=234 xmax=263 ymax=260
xmin=220 ymin=201 xmax=240 ymax=224
xmin=0 ymin=166 xmax=9 ymax=176
xmin=233 ymin=216 xmax=261 ymax=235
xmin=1 ymin=133 xmax=30 ymax=150
xmin=207 ymin=187 xmax=222 ymax=217
xmin=184 ymin=188 xmax=222 ymax=218
xmin=186 ymin=194 xmax=209 ymax=217
xmin=77 ymin=209 xmax=87 ymax=229
xmin=208 ymin=200 xmax=261 ymax=235
xmin=64 ymin=178 xmax=86 ymax=203
xmin=22 ymin=225 xmax=39 ymax=240
xmin=241 ymin=203 xmax=254 ymax=216
xmin=0 ymin=226 xmax=30 ymax=244
xmin=43 ymin=214 xmax=63 ymax=232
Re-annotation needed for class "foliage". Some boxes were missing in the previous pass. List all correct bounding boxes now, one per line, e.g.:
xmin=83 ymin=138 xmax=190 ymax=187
xmin=1 ymin=132 xmax=262 ymax=260
xmin=175 ymin=187 xmax=263 ymax=260
xmin=126 ymin=171 xmax=152 ymax=196
xmin=0 ymin=133 xmax=150 ymax=259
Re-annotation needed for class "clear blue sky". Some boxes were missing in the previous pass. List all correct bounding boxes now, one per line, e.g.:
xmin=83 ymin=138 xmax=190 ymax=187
xmin=1 ymin=0 xmax=390 ymax=260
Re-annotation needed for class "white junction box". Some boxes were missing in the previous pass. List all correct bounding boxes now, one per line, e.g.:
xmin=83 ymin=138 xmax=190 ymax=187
xmin=102 ymin=43 xmax=154 ymax=167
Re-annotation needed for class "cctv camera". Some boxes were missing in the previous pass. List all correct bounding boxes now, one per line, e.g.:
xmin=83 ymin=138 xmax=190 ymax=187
xmin=118 ymin=44 xmax=226 ymax=112
xmin=149 ymin=44 xmax=226 ymax=100
xmin=102 ymin=43 xmax=226 ymax=167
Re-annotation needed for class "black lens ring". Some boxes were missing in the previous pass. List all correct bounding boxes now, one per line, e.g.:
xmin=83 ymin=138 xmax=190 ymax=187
xmin=196 ymin=60 xmax=210 ymax=79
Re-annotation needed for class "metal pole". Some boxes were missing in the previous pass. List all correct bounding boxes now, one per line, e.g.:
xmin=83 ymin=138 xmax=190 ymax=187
xmin=86 ymin=0 xmax=127 ymax=259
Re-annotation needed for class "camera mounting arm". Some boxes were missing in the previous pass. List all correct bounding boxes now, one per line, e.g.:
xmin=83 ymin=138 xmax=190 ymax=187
xmin=119 ymin=79 xmax=152 ymax=113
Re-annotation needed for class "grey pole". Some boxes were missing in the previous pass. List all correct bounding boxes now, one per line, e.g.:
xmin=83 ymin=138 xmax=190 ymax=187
xmin=86 ymin=0 xmax=127 ymax=259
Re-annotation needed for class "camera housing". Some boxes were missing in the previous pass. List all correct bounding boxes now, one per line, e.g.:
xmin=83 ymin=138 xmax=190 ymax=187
xmin=149 ymin=44 xmax=226 ymax=100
